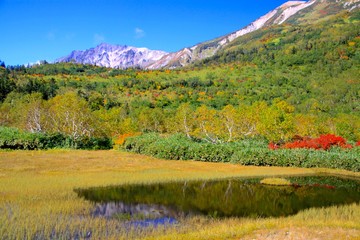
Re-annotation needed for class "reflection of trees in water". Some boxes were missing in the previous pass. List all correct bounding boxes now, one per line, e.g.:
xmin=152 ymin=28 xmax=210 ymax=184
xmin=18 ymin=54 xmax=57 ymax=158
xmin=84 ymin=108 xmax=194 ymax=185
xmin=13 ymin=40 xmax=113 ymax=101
xmin=244 ymin=184 xmax=255 ymax=198
xmin=200 ymin=181 xmax=206 ymax=190
xmin=94 ymin=202 xmax=184 ymax=219
xmin=76 ymin=176 xmax=360 ymax=219
xmin=182 ymin=181 xmax=187 ymax=197
xmin=224 ymin=180 xmax=232 ymax=203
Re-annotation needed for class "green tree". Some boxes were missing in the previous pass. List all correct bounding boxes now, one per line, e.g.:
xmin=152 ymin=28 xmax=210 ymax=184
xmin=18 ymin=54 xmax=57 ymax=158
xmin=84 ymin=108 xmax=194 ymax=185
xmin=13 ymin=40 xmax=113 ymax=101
xmin=0 ymin=67 xmax=15 ymax=102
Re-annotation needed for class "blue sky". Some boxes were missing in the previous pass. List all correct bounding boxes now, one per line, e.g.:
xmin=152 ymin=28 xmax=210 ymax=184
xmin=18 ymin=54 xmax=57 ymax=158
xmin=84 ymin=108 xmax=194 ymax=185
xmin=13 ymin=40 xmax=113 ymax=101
xmin=0 ymin=0 xmax=289 ymax=66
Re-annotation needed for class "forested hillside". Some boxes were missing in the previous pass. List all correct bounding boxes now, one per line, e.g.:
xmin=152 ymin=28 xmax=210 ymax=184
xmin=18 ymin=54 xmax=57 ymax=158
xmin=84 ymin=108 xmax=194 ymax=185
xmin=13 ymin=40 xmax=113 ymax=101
xmin=0 ymin=10 xmax=359 ymax=147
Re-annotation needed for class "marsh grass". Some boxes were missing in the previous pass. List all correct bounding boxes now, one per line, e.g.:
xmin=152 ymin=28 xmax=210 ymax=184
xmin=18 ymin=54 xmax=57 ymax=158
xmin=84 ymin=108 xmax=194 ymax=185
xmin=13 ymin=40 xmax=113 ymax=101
xmin=0 ymin=150 xmax=359 ymax=239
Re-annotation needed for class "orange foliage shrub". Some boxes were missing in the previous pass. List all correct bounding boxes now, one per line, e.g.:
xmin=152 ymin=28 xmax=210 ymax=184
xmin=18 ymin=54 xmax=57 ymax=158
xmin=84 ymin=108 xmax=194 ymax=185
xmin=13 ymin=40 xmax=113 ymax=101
xmin=114 ymin=132 xmax=141 ymax=145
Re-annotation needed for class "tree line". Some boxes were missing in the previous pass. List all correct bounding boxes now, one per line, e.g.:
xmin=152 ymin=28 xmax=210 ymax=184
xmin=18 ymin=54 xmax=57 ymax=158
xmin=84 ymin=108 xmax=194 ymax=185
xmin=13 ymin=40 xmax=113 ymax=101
xmin=1 ymin=91 xmax=359 ymax=143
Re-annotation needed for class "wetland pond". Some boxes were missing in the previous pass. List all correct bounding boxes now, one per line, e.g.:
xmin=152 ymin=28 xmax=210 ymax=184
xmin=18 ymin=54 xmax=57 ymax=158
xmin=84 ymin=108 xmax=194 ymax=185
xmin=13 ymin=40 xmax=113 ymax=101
xmin=75 ymin=175 xmax=360 ymax=224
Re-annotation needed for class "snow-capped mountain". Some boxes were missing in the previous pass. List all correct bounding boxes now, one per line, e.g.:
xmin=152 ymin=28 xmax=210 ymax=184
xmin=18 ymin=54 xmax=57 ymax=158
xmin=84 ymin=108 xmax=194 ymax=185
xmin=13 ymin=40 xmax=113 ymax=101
xmin=56 ymin=0 xmax=359 ymax=69
xmin=56 ymin=43 xmax=168 ymax=69
xmin=147 ymin=0 xmax=360 ymax=69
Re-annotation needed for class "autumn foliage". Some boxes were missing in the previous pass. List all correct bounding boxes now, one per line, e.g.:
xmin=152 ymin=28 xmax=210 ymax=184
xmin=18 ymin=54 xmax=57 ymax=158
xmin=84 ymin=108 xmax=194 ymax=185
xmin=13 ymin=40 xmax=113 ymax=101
xmin=269 ymin=134 xmax=354 ymax=150
xmin=114 ymin=132 xmax=141 ymax=145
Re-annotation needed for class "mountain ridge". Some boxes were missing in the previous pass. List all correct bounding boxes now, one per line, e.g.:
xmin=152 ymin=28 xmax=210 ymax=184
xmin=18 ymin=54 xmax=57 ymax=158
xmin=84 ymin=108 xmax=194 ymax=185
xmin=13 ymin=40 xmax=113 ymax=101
xmin=56 ymin=43 xmax=168 ymax=69
xmin=147 ymin=0 xmax=359 ymax=69
xmin=147 ymin=1 xmax=316 ymax=69
xmin=56 ymin=0 xmax=359 ymax=69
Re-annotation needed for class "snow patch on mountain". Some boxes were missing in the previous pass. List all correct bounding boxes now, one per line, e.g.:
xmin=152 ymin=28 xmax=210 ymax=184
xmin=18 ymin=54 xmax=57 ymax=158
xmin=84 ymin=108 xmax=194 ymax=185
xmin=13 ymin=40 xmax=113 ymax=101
xmin=275 ymin=1 xmax=316 ymax=24
xmin=342 ymin=0 xmax=360 ymax=10
xmin=219 ymin=10 xmax=278 ymax=46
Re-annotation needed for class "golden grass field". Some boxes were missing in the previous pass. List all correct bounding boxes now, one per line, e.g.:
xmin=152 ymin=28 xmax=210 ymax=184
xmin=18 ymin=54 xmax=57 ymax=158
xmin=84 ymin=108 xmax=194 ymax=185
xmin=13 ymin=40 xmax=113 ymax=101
xmin=0 ymin=150 xmax=359 ymax=239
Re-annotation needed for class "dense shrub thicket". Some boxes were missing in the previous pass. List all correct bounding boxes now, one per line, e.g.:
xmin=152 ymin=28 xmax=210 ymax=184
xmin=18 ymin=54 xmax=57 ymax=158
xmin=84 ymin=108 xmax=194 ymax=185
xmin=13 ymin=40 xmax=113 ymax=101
xmin=123 ymin=133 xmax=360 ymax=172
xmin=0 ymin=127 xmax=112 ymax=150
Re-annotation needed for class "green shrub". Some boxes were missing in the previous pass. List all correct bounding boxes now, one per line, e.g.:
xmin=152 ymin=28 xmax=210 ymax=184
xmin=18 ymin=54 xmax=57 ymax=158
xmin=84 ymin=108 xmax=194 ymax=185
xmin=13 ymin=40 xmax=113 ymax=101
xmin=123 ymin=133 xmax=160 ymax=153
xmin=123 ymin=133 xmax=360 ymax=172
xmin=146 ymin=134 xmax=193 ymax=160
xmin=0 ymin=127 xmax=112 ymax=150
xmin=0 ymin=127 xmax=44 ymax=150
xmin=75 ymin=136 xmax=113 ymax=150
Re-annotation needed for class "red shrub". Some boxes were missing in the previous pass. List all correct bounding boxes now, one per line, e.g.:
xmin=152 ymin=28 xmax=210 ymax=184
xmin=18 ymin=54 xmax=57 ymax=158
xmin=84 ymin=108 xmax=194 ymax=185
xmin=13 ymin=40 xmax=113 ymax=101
xmin=268 ymin=142 xmax=279 ymax=150
xmin=284 ymin=138 xmax=322 ymax=150
xmin=270 ymin=134 xmax=352 ymax=150
xmin=316 ymin=134 xmax=346 ymax=150
xmin=356 ymin=141 xmax=360 ymax=147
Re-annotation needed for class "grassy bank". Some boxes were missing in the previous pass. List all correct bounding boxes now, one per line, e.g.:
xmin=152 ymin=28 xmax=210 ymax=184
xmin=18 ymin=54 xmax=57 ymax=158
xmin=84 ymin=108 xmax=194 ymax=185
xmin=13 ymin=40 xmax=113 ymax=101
xmin=0 ymin=150 xmax=359 ymax=239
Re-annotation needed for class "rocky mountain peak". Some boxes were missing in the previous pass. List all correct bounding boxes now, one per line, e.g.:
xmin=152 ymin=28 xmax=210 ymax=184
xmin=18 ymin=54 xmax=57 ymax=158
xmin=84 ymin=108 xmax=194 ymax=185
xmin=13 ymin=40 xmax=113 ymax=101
xmin=56 ymin=43 xmax=168 ymax=69
xmin=56 ymin=0 xmax=359 ymax=70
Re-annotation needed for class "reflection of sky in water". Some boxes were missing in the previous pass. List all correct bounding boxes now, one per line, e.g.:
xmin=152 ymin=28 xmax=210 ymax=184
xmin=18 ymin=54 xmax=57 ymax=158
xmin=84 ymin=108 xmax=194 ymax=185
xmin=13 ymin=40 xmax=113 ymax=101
xmin=76 ymin=175 xmax=360 ymax=221
xmin=129 ymin=217 xmax=177 ymax=228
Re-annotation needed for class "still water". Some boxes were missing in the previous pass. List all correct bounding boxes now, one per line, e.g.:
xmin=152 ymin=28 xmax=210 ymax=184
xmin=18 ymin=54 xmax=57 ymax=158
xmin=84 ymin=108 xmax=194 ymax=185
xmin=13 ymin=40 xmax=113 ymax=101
xmin=75 ymin=175 xmax=360 ymax=220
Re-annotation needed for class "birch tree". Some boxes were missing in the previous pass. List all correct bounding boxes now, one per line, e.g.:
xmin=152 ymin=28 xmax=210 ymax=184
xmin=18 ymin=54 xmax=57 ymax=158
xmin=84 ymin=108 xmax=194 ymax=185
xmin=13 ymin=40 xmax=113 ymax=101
xmin=24 ymin=93 xmax=45 ymax=133
xmin=171 ymin=103 xmax=194 ymax=138
xmin=194 ymin=105 xmax=222 ymax=144
xmin=47 ymin=92 xmax=94 ymax=144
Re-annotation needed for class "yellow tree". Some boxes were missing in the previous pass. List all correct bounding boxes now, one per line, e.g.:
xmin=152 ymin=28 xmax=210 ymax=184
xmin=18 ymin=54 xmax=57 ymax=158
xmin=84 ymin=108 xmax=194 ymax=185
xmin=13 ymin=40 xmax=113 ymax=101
xmin=217 ymin=102 xmax=266 ymax=141
xmin=169 ymin=103 xmax=195 ymax=138
xmin=294 ymin=114 xmax=320 ymax=137
xmin=258 ymin=100 xmax=295 ymax=141
xmin=23 ymin=93 xmax=46 ymax=133
xmin=334 ymin=114 xmax=360 ymax=141
xmin=0 ymin=92 xmax=25 ymax=128
xmin=92 ymin=107 xmax=137 ymax=137
xmin=137 ymin=107 xmax=165 ymax=133
xmin=0 ymin=92 xmax=47 ymax=133
xmin=194 ymin=105 xmax=223 ymax=143
xmin=235 ymin=103 xmax=265 ymax=138
xmin=220 ymin=105 xmax=237 ymax=142
xmin=47 ymin=92 xmax=95 ymax=143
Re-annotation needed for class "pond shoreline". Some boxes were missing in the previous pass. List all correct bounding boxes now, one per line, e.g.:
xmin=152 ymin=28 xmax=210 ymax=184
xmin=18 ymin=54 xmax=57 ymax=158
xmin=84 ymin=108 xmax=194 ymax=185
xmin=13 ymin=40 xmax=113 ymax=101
xmin=1 ymin=150 xmax=359 ymax=239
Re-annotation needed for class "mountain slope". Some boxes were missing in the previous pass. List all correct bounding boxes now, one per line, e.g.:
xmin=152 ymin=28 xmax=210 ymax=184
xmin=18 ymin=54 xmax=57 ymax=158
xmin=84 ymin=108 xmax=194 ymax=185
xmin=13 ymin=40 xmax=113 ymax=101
xmin=147 ymin=1 xmax=313 ymax=69
xmin=147 ymin=0 xmax=360 ymax=69
xmin=199 ymin=8 xmax=359 ymax=66
xmin=56 ymin=43 xmax=168 ymax=69
xmin=56 ymin=0 xmax=359 ymax=70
